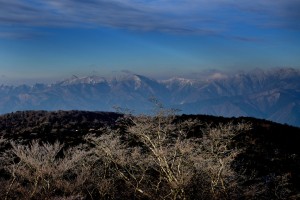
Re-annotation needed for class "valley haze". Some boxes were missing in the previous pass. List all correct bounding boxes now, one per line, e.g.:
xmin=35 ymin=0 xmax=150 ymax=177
xmin=0 ymin=68 xmax=300 ymax=127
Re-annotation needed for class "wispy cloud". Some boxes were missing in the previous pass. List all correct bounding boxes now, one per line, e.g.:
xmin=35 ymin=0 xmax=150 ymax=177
xmin=222 ymin=0 xmax=300 ymax=29
xmin=0 ymin=0 xmax=298 ymax=39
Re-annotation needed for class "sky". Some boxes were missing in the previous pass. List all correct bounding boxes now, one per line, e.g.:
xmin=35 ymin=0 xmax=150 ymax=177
xmin=0 ymin=0 xmax=300 ymax=83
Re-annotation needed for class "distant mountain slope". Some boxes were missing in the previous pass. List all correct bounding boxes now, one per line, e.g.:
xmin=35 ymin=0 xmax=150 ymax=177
xmin=1 ymin=68 xmax=300 ymax=126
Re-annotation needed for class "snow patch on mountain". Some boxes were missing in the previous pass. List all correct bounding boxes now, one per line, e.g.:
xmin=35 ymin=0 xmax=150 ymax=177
xmin=59 ymin=75 xmax=107 ymax=86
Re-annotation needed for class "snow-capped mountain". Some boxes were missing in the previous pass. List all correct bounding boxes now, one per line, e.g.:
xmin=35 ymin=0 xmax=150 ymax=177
xmin=58 ymin=75 xmax=107 ymax=86
xmin=1 ymin=68 xmax=300 ymax=126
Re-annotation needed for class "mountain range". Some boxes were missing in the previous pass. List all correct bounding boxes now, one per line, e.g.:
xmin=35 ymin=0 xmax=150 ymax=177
xmin=1 ymin=68 xmax=300 ymax=127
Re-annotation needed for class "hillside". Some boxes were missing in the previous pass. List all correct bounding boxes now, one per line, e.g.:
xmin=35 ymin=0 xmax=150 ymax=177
xmin=0 ymin=110 xmax=300 ymax=199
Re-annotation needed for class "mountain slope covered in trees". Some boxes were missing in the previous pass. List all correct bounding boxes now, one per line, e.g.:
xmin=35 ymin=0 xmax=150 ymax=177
xmin=0 ymin=110 xmax=300 ymax=199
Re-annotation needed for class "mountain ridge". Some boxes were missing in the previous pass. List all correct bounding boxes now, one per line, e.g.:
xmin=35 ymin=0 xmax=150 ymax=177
xmin=1 ymin=68 xmax=300 ymax=126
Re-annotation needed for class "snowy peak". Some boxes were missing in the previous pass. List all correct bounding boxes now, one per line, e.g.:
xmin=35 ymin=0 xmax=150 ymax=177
xmin=163 ymin=77 xmax=195 ymax=85
xmin=58 ymin=75 xmax=107 ymax=86
xmin=110 ymin=73 xmax=143 ymax=87
xmin=109 ymin=72 xmax=164 ymax=92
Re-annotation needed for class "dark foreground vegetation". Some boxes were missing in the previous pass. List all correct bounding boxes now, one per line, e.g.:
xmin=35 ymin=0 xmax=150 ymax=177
xmin=0 ymin=110 xmax=300 ymax=199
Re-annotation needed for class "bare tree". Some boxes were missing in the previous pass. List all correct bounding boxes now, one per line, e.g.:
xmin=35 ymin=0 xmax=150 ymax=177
xmin=87 ymin=107 xmax=251 ymax=199
xmin=197 ymin=122 xmax=252 ymax=198
xmin=0 ymin=106 xmax=253 ymax=199
xmin=2 ymin=140 xmax=91 ymax=200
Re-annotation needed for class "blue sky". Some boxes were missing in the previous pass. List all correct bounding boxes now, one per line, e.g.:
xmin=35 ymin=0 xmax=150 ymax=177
xmin=0 ymin=0 xmax=300 ymax=82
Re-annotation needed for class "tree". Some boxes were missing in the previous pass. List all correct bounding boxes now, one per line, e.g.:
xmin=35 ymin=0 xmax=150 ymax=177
xmin=2 ymin=140 xmax=90 ymax=200
xmin=87 ymin=107 xmax=251 ymax=199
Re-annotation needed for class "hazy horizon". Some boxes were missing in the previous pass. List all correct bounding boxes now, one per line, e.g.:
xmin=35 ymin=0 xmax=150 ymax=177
xmin=0 ymin=67 xmax=297 ymax=86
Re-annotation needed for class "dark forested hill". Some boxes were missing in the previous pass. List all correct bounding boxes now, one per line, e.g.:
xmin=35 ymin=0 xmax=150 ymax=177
xmin=0 ymin=110 xmax=122 ymax=144
xmin=0 ymin=110 xmax=300 ymax=199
